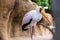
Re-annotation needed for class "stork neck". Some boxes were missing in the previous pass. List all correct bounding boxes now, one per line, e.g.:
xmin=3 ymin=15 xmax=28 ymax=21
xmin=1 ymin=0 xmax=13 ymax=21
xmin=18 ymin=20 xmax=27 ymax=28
xmin=36 ymin=9 xmax=40 ymax=14
xmin=36 ymin=11 xmax=40 ymax=15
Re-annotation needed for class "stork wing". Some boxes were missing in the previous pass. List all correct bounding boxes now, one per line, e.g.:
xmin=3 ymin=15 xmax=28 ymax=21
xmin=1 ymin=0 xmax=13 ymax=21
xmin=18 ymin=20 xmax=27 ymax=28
xmin=22 ymin=15 xmax=32 ymax=26
xmin=22 ymin=15 xmax=32 ymax=31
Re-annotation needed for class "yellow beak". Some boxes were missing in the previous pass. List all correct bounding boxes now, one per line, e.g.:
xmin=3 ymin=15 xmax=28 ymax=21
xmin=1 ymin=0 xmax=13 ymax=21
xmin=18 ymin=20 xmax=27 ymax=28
xmin=41 ymin=9 xmax=51 ymax=25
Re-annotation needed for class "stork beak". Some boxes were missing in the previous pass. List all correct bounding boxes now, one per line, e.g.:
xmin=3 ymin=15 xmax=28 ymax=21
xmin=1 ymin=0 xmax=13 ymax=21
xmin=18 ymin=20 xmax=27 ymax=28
xmin=41 ymin=9 xmax=51 ymax=25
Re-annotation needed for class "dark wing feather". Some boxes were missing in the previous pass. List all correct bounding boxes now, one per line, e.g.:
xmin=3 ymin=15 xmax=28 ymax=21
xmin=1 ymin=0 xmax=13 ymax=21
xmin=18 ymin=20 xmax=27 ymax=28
xmin=22 ymin=18 xmax=32 ymax=31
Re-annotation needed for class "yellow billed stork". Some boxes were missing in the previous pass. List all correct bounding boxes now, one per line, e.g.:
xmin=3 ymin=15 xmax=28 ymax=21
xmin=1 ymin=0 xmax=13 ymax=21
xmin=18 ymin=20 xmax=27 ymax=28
xmin=22 ymin=6 xmax=51 ymax=40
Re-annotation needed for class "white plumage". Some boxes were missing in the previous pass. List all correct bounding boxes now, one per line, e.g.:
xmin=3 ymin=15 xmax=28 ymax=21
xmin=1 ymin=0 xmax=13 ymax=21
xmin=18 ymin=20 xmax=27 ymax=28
xmin=22 ymin=6 xmax=42 ymax=27
xmin=22 ymin=10 xmax=42 ymax=26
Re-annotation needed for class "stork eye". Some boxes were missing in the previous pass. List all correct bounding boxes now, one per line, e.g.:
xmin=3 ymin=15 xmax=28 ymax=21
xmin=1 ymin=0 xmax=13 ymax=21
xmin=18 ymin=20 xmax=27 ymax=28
xmin=39 ymin=8 xmax=42 ymax=12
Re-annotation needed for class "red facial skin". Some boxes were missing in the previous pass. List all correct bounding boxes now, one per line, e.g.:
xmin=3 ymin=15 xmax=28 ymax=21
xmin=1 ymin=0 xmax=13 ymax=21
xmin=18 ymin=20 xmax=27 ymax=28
xmin=39 ymin=8 xmax=43 ymax=13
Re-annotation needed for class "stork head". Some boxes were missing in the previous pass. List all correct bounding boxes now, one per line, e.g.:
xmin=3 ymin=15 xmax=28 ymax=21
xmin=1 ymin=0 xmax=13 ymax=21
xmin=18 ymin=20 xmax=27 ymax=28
xmin=36 ymin=6 xmax=51 ymax=25
xmin=36 ymin=6 xmax=42 ymax=13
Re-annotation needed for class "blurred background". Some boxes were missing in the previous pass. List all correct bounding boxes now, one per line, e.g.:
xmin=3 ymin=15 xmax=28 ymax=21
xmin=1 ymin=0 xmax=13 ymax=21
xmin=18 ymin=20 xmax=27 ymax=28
xmin=31 ymin=0 xmax=52 ymax=13
xmin=0 ymin=0 xmax=56 ymax=40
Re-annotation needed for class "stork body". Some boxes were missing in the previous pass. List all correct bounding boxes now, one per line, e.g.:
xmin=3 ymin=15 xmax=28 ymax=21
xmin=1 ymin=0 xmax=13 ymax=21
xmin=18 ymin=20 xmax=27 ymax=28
xmin=22 ymin=10 xmax=42 ymax=31
xmin=22 ymin=7 xmax=42 ymax=40
xmin=22 ymin=6 xmax=51 ymax=40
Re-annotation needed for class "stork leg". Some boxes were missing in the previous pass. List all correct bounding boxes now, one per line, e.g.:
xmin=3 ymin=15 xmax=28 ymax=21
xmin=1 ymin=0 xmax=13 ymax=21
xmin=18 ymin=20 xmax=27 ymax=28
xmin=30 ymin=26 xmax=34 ymax=40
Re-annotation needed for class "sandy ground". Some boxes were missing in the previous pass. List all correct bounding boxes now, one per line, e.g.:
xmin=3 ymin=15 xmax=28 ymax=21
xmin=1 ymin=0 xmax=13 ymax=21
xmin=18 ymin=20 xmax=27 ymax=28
xmin=9 ymin=36 xmax=53 ymax=40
